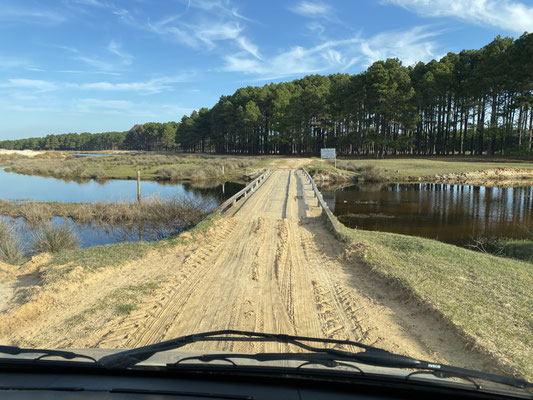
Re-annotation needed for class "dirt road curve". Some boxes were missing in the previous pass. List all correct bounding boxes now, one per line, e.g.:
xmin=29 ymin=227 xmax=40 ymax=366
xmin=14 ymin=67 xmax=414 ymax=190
xmin=0 ymin=164 xmax=496 ymax=371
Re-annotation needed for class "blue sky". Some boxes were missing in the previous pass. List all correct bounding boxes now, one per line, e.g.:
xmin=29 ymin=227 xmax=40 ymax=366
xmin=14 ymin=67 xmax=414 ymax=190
xmin=1 ymin=0 xmax=533 ymax=140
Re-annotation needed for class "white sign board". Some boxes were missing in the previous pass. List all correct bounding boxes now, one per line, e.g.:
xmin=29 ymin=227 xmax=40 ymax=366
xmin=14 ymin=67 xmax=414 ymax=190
xmin=321 ymin=148 xmax=336 ymax=159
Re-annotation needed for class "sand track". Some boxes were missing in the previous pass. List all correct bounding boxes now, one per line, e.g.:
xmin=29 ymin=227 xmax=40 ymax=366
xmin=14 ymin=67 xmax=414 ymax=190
xmin=0 ymin=168 xmax=499 ymax=372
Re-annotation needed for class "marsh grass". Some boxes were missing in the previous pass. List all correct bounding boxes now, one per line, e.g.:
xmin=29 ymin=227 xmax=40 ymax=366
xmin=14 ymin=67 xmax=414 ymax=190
xmin=0 ymin=152 xmax=261 ymax=181
xmin=0 ymin=195 xmax=212 ymax=227
xmin=0 ymin=221 xmax=26 ymax=265
xmin=31 ymin=223 xmax=80 ymax=254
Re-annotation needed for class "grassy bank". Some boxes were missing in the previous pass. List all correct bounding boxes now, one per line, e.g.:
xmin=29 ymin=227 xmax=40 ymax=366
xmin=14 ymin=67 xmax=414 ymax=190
xmin=339 ymin=224 xmax=533 ymax=380
xmin=0 ymin=152 xmax=266 ymax=182
xmin=309 ymin=157 xmax=533 ymax=185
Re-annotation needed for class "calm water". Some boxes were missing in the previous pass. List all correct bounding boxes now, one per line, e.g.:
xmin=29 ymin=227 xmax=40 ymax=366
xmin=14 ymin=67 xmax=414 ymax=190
xmin=72 ymin=153 xmax=117 ymax=157
xmin=0 ymin=216 xmax=153 ymax=249
xmin=0 ymin=168 xmax=243 ymax=203
xmin=0 ymin=168 xmax=245 ymax=248
xmin=322 ymin=183 xmax=533 ymax=245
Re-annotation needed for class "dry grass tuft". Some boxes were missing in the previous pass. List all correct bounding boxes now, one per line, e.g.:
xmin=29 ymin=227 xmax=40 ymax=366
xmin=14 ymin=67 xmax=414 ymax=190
xmin=0 ymin=221 xmax=26 ymax=265
xmin=31 ymin=223 xmax=80 ymax=254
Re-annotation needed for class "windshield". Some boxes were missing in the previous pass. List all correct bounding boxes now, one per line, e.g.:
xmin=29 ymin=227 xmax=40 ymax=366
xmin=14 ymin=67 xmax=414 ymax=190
xmin=0 ymin=0 xmax=532 ymax=396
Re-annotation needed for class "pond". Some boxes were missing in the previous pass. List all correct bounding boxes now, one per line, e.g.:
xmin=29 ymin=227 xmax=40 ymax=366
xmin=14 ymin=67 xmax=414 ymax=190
xmin=0 ymin=168 xmax=245 ymax=249
xmin=0 ymin=167 xmax=242 ymax=203
xmin=321 ymin=183 xmax=533 ymax=245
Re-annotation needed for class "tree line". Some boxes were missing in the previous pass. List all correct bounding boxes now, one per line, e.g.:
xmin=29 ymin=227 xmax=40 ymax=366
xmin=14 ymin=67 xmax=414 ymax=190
xmin=2 ymin=33 xmax=532 ymax=157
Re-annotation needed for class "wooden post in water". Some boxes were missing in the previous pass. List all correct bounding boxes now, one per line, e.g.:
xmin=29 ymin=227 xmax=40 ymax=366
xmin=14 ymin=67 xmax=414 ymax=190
xmin=222 ymin=165 xmax=225 ymax=175
xmin=137 ymin=170 xmax=141 ymax=203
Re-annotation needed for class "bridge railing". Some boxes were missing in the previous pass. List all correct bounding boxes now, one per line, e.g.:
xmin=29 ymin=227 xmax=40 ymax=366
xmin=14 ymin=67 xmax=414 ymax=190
xmin=218 ymin=169 xmax=272 ymax=215
xmin=301 ymin=168 xmax=343 ymax=237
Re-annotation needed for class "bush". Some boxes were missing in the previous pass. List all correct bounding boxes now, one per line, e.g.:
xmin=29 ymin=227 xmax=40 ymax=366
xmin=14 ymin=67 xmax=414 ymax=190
xmin=32 ymin=223 xmax=80 ymax=254
xmin=0 ymin=221 xmax=26 ymax=265
xmin=358 ymin=164 xmax=385 ymax=182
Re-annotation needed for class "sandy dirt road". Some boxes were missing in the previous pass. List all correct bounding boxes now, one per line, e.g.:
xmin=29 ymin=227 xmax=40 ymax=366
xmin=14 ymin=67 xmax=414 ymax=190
xmin=0 ymin=164 xmax=498 ymax=372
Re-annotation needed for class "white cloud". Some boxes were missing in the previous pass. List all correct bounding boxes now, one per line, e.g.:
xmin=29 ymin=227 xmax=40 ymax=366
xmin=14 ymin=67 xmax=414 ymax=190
xmin=383 ymin=0 xmax=533 ymax=33
xmin=358 ymin=26 xmax=442 ymax=66
xmin=0 ymin=55 xmax=34 ymax=70
xmin=194 ymin=21 xmax=242 ymax=47
xmin=290 ymin=1 xmax=332 ymax=18
xmin=121 ymin=1 xmax=261 ymax=59
xmin=76 ymin=75 xmax=191 ymax=94
xmin=223 ymin=26 xmax=441 ymax=80
xmin=0 ymin=78 xmax=57 ymax=92
xmin=236 ymin=37 xmax=262 ymax=59
xmin=70 ymin=0 xmax=108 ymax=7
xmin=1 ymin=75 xmax=189 ymax=96
xmin=57 ymin=45 xmax=125 ymax=73
xmin=0 ymin=5 xmax=65 ymax=25
xmin=107 ymin=40 xmax=133 ymax=65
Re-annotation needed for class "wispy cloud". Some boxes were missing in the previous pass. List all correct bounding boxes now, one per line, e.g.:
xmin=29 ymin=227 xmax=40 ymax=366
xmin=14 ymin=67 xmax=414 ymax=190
xmin=0 ymin=5 xmax=65 ymax=26
xmin=1 ymin=74 xmax=190 ymax=96
xmin=224 ymin=26 xmax=441 ymax=80
xmin=0 ymin=55 xmax=35 ymax=70
xmin=70 ymin=0 xmax=108 ymax=7
xmin=0 ymin=78 xmax=57 ymax=92
xmin=74 ymin=75 xmax=191 ymax=94
xmin=74 ymin=98 xmax=135 ymax=113
xmin=289 ymin=1 xmax=333 ymax=19
xmin=383 ymin=0 xmax=533 ymax=33
xmin=57 ymin=45 xmax=125 ymax=73
xmin=107 ymin=40 xmax=133 ymax=65
xmin=119 ymin=1 xmax=261 ymax=59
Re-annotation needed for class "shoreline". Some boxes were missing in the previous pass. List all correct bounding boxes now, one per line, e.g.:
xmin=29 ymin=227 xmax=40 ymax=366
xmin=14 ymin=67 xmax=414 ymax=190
xmin=313 ymin=167 xmax=533 ymax=188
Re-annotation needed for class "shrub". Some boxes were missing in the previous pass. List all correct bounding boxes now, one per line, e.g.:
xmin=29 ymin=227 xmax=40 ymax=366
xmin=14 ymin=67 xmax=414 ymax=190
xmin=32 ymin=223 xmax=80 ymax=254
xmin=358 ymin=164 xmax=385 ymax=181
xmin=0 ymin=221 xmax=26 ymax=265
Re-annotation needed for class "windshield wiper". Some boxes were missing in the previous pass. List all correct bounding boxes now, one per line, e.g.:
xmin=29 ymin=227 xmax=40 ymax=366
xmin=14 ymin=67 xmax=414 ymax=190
xmin=98 ymin=329 xmax=386 ymax=369
xmin=0 ymin=345 xmax=97 ymax=363
xmin=173 ymin=351 xmax=533 ymax=391
xmin=99 ymin=330 xmax=532 ymax=390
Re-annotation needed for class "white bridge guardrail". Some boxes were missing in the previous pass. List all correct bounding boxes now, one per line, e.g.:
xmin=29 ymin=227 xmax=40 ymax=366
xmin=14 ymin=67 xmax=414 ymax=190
xmin=301 ymin=168 xmax=343 ymax=237
xmin=217 ymin=169 xmax=272 ymax=215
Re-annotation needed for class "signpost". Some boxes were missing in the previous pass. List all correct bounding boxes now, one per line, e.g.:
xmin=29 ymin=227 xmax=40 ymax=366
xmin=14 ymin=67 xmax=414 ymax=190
xmin=320 ymin=148 xmax=336 ymax=169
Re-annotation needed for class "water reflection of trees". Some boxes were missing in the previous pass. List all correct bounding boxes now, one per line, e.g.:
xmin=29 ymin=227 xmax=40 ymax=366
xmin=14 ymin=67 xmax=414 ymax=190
xmin=329 ymin=183 xmax=533 ymax=245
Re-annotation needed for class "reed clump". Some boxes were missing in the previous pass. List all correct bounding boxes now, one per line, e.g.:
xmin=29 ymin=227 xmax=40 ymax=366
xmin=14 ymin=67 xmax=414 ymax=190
xmin=0 ymin=221 xmax=26 ymax=265
xmin=31 ymin=223 xmax=80 ymax=254
xmin=334 ymin=161 xmax=386 ymax=182
xmin=0 ymin=195 xmax=211 ymax=232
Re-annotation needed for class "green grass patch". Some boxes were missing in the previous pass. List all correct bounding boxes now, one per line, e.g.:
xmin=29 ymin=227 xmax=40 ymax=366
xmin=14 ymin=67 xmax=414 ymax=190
xmin=340 ymin=225 xmax=533 ymax=380
xmin=115 ymin=303 xmax=137 ymax=315
xmin=307 ymin=158 xmax=336 ymax=175
xmin=66 ymin=281 xmax=159 ymax=327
